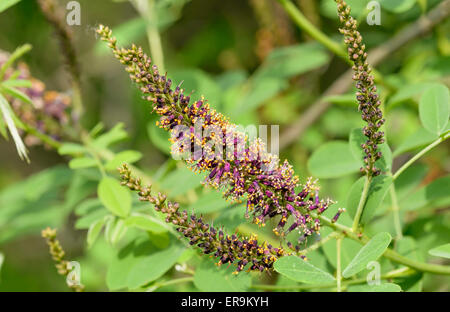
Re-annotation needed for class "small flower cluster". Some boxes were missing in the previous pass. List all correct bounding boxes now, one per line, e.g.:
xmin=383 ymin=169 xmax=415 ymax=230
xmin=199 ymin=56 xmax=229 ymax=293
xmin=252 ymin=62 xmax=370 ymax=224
xmin=335 ymin=0 xmax=385 ymax=176
xmin=98 ymin=25 xmax=340 ymax=244
xmin=0 ymin=50 xmax=72 ymax=146
xmin=41 ymin=227 xmax=84 ymax=292
xmin=119 ymin=164 xmax=291 ymax=273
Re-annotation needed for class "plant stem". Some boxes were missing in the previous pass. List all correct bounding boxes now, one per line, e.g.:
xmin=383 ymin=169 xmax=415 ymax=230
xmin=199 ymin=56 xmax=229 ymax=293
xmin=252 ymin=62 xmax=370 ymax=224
xmin=147 ymin=276 xmax=193 ymax=291
xmin=276 ymin=0 xmax=348 ymax=61
xmin=352 ymin=175 xmax=371 ymax=232
xmin=298 ymin=231 xmax=338 ymax=255
xmin=393 ymin=131 xmax=450 ymax=180
xmin=0 ymin=44 xmax=32 ymax=81
xmin=277 ymin=0 xmax=386 ymax=87
xmin=251 ymin=267 xmax=414 ymax=291
xmin=132 ymin=0 xmax=165 ymax=73
xmin=71 ymin=81 xmax=84 ymax=125
xmin=389 ymin=184 xmax=403 ymax=239
xmin=315 ymin=213 xmax=450 ymax=275
xmin=16 ymin=119 xmax=61 ymax=150
xmin=336 ymin=237 xmax=342 ymax=292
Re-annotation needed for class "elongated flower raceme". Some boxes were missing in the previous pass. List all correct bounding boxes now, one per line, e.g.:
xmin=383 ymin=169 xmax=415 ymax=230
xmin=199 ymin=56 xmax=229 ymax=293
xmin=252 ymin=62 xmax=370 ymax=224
xmin=119 ymin=164 xmax=291 ymax=273
xmin=42 ymin=227 xmax=84 ymax=292
xmin=335 ymin=0 xmax=385 ymax=177
xmin=97 ymin=25 xmax=340 ymax=244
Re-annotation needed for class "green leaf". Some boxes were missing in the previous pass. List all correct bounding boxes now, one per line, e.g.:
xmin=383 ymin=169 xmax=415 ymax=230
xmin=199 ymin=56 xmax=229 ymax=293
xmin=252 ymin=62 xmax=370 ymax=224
xmin=126 ymin=241 xmax=185 ymax=289
xmin=24 ymin=165 xmax=72 ymax=201
xmin=194 ymin=259 xmax=251 ymax=291
xmin=400 ymin=175 xmax=450 ymax=211
xmin=147 ymin=231 xmax=170 ymax=249
xmin=92 ymin=123 xmax=128 ymax=148
xmin=322 ymin=93 xmax=357 ymax=107
xmin=395 ymin=236 xmax=423 ymax=291
xmin=98 ymin=177 xmax=131 ymax=218
xmin=68 ymin=157 xmax=97 ymax=169
xmin=75 ymin=210 xmax=108 ymax=230
xmin=105 ymin=150 xmax=143 ymax=170
xmin=346 ymin=175 xmax=393 ymax=224
xmin=274 ymin=255 xmax=335 ymax=284
xmin=147 ymin=122 xmax=171 ymax=155
xmin=419 ymin=84 xmax=449 ymax=135
xmin=103 ymin=215 xmax=115 ymax=244
xmin=230 ymin=43 xmax=329 ymax=115
xmin=343 ymin=232 xmax=392 ymax=278
xmin=58 ymin=143 xmax=87 ymax=156
xmin=321 ymin=0 xmax=369 ymax=19
xmin=322 ymin=233 xmax=362 ymax=270
xmin=397 ymin=236 xmax=420 ymax=261
xmin=170 ymin=68 xmax=221 ymax=106
xmin=0 ymin=0 xmax=21 ymax=13
xmin=124 ymin=215 xmax=168 ymax=234
xmin=387 ymin=82 xmax=437 ymax=108
xmin=0 ymin=44 xmax=31 ymax=79
xmin=216 ymin=70 xmax=248 ymax=91
xmin=393 ymin=127 xmax=438 ymax=157
xmin=95 ymin=18 xmax=147 ymax=55
xmin=63 ymin=173 xmax=97 ymax=210
xmin=87 ymin=218 xmax=105 ymax=248
xmin=109 ymin=218 xmax=128 ymax=245
xmin=75 ymin=198 xmax=103 ymax=216
xmin=347 ymin=283 xmax=402 ymax=292
xmin=395 ymin=164 xmax=428 ymax=199
xmin=0 ymin=85 xmax=32 ymax=105
xmin=255 ymin=43 xmax=330 ymax=81
xmin=189 ymin=190 xmax=230 ymax=214
xmin=379 ymin=0 xmax=416 ymax=13
xmin=106 ymin=237 xmax=156 ymax=290
xmin=0 ymin=165 xmax=73 ymax=242
xmin=307 ymin=141 xmax=360 ymax=178
xmin=349 ymin=128 xmax=392 ymax=172
xmin=160 ymin=167 xmax=204 ymax=197
xmin=1 ymin=79 xmax=32 ymax=88
xmin=0 ymin=113 xmax=7 ymax=139
xmin=428 ymin=243 xmax=450 ymax=259
xmin=0 ymin=93 xmax=28 ymax=161
xmin=231 ymin=78 xmax=287 ymax=116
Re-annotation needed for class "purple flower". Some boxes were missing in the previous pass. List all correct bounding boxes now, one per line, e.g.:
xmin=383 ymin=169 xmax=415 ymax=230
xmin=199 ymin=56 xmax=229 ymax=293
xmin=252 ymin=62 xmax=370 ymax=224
xmin=98 ymin=25 xmax=341 ymax=247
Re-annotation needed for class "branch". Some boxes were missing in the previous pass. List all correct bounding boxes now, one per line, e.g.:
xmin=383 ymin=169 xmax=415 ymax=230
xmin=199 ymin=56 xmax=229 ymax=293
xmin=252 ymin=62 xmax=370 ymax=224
xmin=251 ymin=267 xmax=414 ymax=291
xmin=276 ymin=0 xmax=348 ymax=61
xmin=315 ymin=214 xmax=450 ymax=275
xmin=279 ymin=0 xmax=450 ymax=149
xmin=393 ymin=131 xmax=450 ymax=180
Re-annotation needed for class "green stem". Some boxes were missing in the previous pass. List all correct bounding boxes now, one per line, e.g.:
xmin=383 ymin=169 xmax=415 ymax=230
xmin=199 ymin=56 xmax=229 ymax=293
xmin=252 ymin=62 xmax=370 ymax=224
xmin=389 ymin=184 xmax=403 ymax=239
xmin=251 ymin=267 xmax=414 ymax=291
xmin=148 ymin=276 xmax=193 ymax=291
xmin=315 ymin=213 xmax=450 ymax=275
xmin=0 ymin=44 xmax=32 ymax=81
xmin=393 ymin=131 xmax=450 ymax=180
xmin=298 ymin=231 xmax=338 ymax=255
xmin=276 ymin=0 xmax=348 ymax=61
xmin=71 ymin=81 xmax=84 ymax=124
xmin=132 ymin=0 xmax=165 ymax=73
xmin=336 ymin=237 xmax=342 ymax=292
xmin=352 ymin=175 xmax=371 ymax=232
xmin=17 ymin=119 xmax=61 ymax=150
